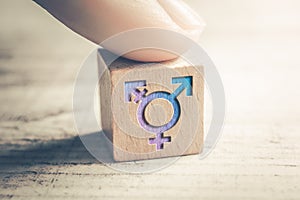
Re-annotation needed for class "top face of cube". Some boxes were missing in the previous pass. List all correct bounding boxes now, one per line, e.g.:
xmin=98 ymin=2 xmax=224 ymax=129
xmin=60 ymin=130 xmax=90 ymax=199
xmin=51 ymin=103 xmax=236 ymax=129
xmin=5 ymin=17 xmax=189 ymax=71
xmin=97 ymin=48 xmax=196 ymax=71
xmin=98 ymin=49 xmax=204 ymax=161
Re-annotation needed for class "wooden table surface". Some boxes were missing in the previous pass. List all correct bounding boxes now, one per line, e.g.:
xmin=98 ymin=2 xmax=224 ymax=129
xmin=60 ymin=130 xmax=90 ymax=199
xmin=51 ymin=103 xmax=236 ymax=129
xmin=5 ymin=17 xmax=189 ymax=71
xmin=1 ymin=0 xmax=299 ymax=199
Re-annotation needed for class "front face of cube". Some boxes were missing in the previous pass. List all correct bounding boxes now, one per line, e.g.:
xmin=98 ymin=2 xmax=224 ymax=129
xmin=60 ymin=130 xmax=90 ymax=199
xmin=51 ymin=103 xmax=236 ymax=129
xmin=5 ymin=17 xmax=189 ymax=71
xmin=107 ymin=61 xmax=204 ymax=161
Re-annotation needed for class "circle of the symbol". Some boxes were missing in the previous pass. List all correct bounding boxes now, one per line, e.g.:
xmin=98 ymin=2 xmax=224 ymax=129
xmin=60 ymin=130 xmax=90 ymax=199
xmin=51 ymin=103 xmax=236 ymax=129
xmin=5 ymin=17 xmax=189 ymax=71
xmin=137 ymin=91 xmax=180 ymax=134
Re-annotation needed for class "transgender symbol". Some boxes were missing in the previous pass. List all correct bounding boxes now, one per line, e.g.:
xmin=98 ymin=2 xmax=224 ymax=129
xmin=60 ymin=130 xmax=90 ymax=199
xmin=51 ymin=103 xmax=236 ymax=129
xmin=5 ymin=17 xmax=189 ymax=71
xmin=124 ymin=76 xmax=193 ymax=150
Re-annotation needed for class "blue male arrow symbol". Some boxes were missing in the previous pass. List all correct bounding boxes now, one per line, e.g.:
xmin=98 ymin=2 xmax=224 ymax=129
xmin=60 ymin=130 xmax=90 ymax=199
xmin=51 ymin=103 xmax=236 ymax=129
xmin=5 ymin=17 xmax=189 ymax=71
xmin=170 ymin=76 xmax=193 ymax=99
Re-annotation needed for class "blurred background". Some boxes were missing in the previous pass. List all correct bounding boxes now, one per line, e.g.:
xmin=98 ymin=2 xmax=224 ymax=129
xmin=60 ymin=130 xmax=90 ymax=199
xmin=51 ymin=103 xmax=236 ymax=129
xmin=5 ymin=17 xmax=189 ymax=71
xmin=0 ymin=0 xmax=299 ymax=199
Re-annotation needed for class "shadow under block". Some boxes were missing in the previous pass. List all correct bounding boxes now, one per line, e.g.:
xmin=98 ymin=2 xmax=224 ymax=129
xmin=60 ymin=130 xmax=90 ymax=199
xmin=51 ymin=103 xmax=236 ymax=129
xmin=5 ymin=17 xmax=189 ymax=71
xmin=98 ymin=50 xmax=204 ymax=162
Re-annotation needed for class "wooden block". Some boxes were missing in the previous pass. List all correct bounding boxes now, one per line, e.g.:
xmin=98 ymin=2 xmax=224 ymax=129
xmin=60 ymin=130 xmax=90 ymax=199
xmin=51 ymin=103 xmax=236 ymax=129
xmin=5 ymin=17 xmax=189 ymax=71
xmin=98 ymin=49 xmax=204 ymax=162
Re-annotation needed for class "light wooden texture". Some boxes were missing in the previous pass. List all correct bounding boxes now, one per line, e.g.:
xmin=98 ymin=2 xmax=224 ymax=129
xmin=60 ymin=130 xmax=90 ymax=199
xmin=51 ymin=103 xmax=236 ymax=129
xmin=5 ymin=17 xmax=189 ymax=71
xmin=99 ymin=50 xmax=204 ymax=161
xmin=1 ymin=0 xmax=300 ymax=199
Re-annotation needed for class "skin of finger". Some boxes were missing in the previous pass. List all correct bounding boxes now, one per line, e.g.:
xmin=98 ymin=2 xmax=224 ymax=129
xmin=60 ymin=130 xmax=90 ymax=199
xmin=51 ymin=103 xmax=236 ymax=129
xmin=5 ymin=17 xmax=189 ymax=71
xmin=123 ymin=49 xmax=178 ymax=62
xmin=158 ymin=0 xmax=205 ymax=30
xmin=33 ymin=0 xmax=203 ymax=62
xmin=158 ymin=0 xmax=205 ymax=42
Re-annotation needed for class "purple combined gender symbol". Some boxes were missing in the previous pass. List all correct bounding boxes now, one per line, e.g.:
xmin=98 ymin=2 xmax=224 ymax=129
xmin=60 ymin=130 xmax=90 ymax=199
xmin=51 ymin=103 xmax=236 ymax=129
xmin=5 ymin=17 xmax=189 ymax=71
xmin=136 ymin=91 xmax=180 ymax=134
xmin=125 ymin=78 xmax=193 ymax=150
xmin=137 ymin=91 xmax=180 ymax=150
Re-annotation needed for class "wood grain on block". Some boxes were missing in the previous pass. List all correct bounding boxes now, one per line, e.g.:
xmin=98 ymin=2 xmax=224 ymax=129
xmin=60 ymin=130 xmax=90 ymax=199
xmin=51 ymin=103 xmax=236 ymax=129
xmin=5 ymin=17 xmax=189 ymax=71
xmin=98 ymin=49 xmax=204 ymax=161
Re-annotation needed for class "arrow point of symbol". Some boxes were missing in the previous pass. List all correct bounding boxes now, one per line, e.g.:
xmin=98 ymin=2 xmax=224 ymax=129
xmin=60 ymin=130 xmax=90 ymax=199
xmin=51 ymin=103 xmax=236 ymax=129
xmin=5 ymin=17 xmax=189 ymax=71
xmin=124 ymin=80 xmax=146 ymax=102
xmin=171 ymin=76 xmax=193 ymax=97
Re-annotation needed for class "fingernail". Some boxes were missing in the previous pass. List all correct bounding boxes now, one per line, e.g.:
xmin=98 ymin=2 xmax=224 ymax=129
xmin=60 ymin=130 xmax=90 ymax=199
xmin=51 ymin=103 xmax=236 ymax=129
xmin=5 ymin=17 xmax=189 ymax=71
xmin=158 ymin=0 xmax=206 ymax=30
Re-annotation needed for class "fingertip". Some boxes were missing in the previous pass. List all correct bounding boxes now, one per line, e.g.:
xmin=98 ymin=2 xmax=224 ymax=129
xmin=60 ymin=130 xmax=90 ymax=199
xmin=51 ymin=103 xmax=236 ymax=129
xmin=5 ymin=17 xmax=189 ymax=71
xmin=123 ymin=49 xmax=179 ymax=62
xmin=158 ymin=0 xmax=206 ymax=30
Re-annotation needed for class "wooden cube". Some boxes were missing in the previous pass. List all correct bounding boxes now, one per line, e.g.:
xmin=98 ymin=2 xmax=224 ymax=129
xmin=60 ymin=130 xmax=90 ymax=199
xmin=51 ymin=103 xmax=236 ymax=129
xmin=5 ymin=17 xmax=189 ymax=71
xmin=98 ymin=49 xmax=204 ymax=161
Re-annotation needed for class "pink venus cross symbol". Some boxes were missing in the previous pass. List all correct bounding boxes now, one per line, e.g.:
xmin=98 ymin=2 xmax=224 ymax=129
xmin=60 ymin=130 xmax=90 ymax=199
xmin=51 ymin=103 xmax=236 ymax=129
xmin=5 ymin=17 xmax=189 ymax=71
xmin=149 ymin=132 xmax=171 ymax=150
